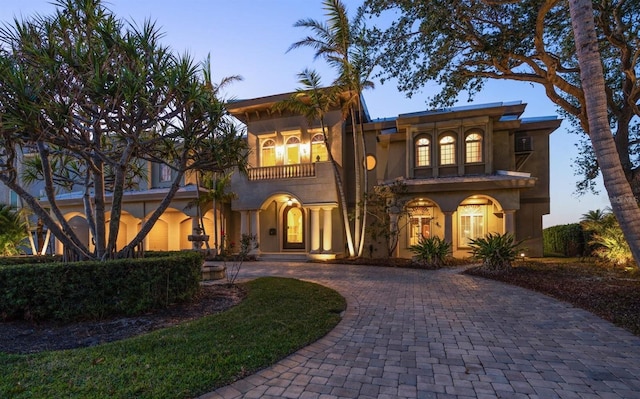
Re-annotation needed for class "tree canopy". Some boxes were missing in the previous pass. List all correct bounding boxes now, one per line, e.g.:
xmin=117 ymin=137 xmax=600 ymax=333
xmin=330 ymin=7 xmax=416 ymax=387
xmin=0 ymin=0 xmax=247 ymax=260
xmin=364 ymin=0 xmax=639 ymax=197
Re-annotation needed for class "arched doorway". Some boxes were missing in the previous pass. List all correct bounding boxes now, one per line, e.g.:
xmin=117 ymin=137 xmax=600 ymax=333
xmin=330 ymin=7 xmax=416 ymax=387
xmin=283 ymin=205 xmax=304 ymax=250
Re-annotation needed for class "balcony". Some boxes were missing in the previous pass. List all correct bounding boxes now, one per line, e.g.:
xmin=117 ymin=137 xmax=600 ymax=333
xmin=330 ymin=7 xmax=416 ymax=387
xmin=247 ymin=163 xmax=316 ymax=181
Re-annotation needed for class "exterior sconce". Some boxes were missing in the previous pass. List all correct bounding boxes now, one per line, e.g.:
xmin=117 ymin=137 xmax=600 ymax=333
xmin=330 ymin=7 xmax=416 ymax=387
xmin=287 ymin=197 xmax=293 ymax=207
xmin=275 ymin=146 xmax=284 ymax=159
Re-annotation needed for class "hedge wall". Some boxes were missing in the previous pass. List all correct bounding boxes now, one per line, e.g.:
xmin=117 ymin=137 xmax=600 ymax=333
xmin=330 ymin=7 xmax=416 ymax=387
xmin=543 ymin=223 xmax=588 ymax=257
xmin=0 ymin=251 xmax=203 ymax=321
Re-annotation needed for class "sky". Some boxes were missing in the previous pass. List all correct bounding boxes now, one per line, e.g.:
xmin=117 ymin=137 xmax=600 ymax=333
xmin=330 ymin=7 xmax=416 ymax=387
xmin=0 ymin=0 xmax=610 ymax=227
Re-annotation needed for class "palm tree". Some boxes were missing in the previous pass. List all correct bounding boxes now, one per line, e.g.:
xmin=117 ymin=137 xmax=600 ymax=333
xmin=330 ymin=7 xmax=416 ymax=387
xmin=289 ymin=0 xmax=374 ymax=257
xmin=568 ymin=0 xmax=640 ymax=267
xmin=274 ymin=68 xmax=355 ymax=256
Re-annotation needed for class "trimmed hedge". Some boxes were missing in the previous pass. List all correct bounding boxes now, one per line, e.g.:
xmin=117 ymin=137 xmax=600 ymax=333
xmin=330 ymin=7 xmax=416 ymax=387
xmin=0 ymin=252 xmax=203 ymax=322
xmin=0 ymin=255 xmax=62 ymax=266
xmin=543 ymin=223 xmax=589 ymax=257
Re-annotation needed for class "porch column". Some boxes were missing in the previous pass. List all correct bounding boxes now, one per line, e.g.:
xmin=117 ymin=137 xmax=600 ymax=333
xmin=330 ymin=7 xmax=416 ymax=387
xmin=443 ymin=211 xmax=454 ymax=252
xmin=249 ymin=210 xmax=260 ymax=255
xmin=240 ymin=210 xmax=249 ymax=236
xmin=504 ymin=210 xmax=516 ymax=235
xmin=310 ymin=207 xmax=321 ymax=253
xmin=322 ymin=207 xmax=333 ymax=252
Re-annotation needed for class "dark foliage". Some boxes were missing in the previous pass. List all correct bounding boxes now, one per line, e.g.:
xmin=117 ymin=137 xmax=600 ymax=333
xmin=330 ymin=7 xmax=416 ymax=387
xmin=0 ymin=252 xmax=203 ymax=321
xmin=543 ymin=223 xmax=590 ymax=256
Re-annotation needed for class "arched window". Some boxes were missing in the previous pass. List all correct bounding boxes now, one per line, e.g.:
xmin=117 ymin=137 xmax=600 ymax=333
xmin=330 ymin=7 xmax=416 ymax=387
xmin=285 ymin=136 xmax=300 ymax=165
xmin=415 ymin=137 xmax=430 ymax=167
xmin=439 ymin=135 xmax=456 ymax=165
xmin=465 ymin=132 xmax=483 ymax=163
xmin=311 ymin=134 xmax=328 ymax=161
xmin=261 ymin=139 xmax=276 ymax=167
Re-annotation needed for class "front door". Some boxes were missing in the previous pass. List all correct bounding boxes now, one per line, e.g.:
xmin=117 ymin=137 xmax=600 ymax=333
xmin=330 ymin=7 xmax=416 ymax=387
xmin=283 ymin=205 xmax=305 ymax=250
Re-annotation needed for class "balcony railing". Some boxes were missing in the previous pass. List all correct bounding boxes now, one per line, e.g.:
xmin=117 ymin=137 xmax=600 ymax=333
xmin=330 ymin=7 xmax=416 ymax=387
xmin=247 ymin=163 xmax=316 ymax=181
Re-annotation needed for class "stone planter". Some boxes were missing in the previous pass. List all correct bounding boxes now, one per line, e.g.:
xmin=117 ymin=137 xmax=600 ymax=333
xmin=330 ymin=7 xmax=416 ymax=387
xmin=202 ymin=260 xmax=226 ymax=281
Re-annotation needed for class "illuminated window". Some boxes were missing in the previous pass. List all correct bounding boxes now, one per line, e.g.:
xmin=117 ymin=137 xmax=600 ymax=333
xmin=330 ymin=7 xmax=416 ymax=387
xmin=261 ymin=139 xmax=276 ymax=167
xmin=439 ymin=135 xmax=456 ymax=165
xmin=408 ymin=206 xmax=433 ymax=246
xmin=285 ymin=136 xmax=300 ymax=165
xmin=311 ymin=134 xmax=328 ymax=161
xmin=415 ymin=137 xmax=430 ymax=167
xmin=459 ymin=205 xmax=485 ymax=246
xmin=465 ymin=132 xmax=483 ymax=163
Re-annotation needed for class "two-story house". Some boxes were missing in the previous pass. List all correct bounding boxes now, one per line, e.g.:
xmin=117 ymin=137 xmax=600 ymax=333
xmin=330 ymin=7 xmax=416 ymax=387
xmin=225 ymin=92 xmax=560 ymax=260
xmin=1 ymin=90 xmax=559 ymax=260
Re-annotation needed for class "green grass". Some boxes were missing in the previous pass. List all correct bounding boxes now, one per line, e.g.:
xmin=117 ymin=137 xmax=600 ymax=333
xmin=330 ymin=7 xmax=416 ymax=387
xmin=0 ymin=277 xmax=346 ymax=399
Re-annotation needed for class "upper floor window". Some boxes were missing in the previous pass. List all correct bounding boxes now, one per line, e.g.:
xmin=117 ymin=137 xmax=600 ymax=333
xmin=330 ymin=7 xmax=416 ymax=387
xmin=465 ymin=132 xmax=483 ymax=163
xmin=261 ymin=139 xmax=276 ymax=167
xmin=415 ymin=137 xmax=430 ymax=167
xmin=311 ymin=134 xmax=328 ymax=162
xmin=439 ymin=135 xmax=456 ymax=165
xmin=285 ymin=136 xmax=300 ymax=165
xmin=160 ymin=164 xmax=172 ymax=182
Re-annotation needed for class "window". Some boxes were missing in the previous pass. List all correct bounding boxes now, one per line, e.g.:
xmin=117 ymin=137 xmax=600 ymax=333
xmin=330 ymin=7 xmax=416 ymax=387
xmin=285 ymin=136 xmax=300 ymax=165
xmin=459 ymin=205 xmax=485 ymax=246
xmin=439 ymin=135 xmax=456 ymax=165
xmin=9 ymin=190 xmax=19 ymax=208
xmin=261 ymin=139 xmax=276 ymax=167
xmin=465 ymin=132 xmax=483 ymax=163
xmin=311 ymin=134 xmax=328 ymax=162
xmin=408 ymin=206 xmax=433 ymax=246
xmin=160 ymin=164 xmax=172 ymax=182
xmin=415 ymin=137 xmax=430 ymax=167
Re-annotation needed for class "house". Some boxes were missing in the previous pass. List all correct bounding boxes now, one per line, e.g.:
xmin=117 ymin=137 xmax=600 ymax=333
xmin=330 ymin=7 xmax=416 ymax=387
xmin=224 ymin=92 xmax=561 ymax=260
xmin=0 ymin=90 xmax=559 ymax=260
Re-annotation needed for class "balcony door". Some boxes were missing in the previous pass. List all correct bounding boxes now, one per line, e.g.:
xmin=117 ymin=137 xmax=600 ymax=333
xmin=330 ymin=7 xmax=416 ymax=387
xmin=283 ymin=205 xmax=305 ymax=249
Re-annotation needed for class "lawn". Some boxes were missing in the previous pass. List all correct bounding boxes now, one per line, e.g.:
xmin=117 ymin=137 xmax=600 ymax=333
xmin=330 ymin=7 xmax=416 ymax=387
xmin=464 ymin=258 xmax=640 ymax=336
xmin=0 ymin=277 xmax=346 ymax=399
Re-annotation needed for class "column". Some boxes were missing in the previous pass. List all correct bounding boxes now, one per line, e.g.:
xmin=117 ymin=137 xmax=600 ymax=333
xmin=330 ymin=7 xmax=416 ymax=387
xmin=444 ymin=211 xmax=454 ymax=253
xmin=310 ymin=208 xmax=321 ymax=253
xmin=322 ymin=207 xmax=333 ymax=252
xmin=504 ymin=210 xmax=516 ymax=235
xmin=249 ymin=210 xmax=260 ymax=255
xmin=240 ymin=210 xmax=249 ymax=236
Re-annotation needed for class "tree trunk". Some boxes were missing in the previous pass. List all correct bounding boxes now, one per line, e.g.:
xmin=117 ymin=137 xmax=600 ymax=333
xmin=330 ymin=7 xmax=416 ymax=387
xmin=321 ymin=119 xmax=355 ymax=256
xmin=569 ymin=0 xmax=640 ymax=267
xmin=350 ymin=108 xmax=362 ymax=257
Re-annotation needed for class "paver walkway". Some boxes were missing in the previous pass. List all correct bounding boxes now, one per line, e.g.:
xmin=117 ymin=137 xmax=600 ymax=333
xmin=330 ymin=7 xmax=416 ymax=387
xmin=200 ymin=262 xmax=640 ymax=399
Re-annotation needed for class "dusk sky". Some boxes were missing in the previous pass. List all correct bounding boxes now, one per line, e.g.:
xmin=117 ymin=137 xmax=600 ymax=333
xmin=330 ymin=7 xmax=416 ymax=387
xmin=1 ymin=0 xmax=610 ymax=227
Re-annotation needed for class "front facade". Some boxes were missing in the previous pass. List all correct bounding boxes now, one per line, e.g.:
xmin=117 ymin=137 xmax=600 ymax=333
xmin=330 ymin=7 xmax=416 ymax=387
xmin=225 ymin=94 xmax=560 ymax=260
xmin=1 ymin=91 xmax=559 ymax=260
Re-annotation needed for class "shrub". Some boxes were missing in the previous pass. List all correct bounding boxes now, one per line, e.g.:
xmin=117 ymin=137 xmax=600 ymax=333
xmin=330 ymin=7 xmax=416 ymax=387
xmin=0 ymin=252 xmax=203 ymax=321
xmin=409 ymin=236 xmax=451 ymax=268
xmin=0 ymin=204 xmax=29 ymax=256
xmin=591 ymin=226 xmax=633 ymax=266
xmin=543 ymin=223 xmax=587 ymax=256
xmin=468 ymin=232 xmax=521 ymax=270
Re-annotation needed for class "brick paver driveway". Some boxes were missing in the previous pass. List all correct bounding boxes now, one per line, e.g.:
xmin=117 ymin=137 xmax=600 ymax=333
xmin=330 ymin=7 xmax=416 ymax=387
xmin=201 ymin=262 xmax=640 ymax=399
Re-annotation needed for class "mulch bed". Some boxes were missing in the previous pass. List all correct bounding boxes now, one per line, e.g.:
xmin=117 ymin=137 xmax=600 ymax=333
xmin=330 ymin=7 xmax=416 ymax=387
xmin=0 ymin=284 xmax=245 ymax=355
